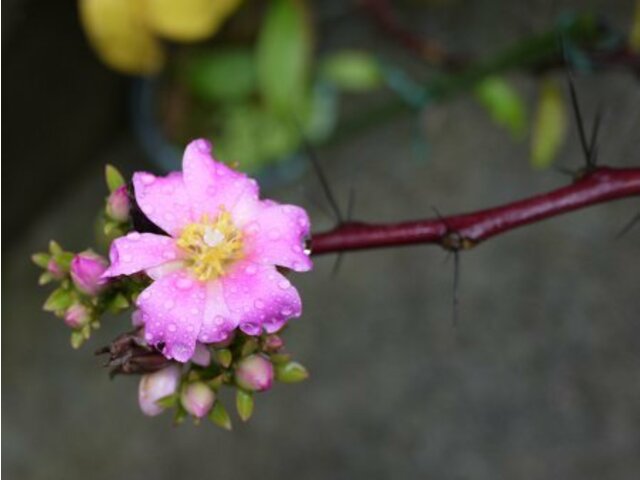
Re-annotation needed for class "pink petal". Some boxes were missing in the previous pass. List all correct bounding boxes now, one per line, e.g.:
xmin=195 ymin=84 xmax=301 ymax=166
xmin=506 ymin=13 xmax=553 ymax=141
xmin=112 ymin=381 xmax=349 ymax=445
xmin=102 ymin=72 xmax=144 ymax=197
xmin=133 ymin=171 xmax=192 ymax=236
xmin=198 ymin=281 xmax=237 ymax=344
xmin=136 ymin=270 xmax=206 ymax=362
xmin=103 ymin=232 xmax=183 ymax=277
xmin=222 ymin=261 xmax=302 ymax=335
xmin=242 ymin=203 xmax=312 ymax=272
xmin=182 ymin=139 xmax=260 ymax=220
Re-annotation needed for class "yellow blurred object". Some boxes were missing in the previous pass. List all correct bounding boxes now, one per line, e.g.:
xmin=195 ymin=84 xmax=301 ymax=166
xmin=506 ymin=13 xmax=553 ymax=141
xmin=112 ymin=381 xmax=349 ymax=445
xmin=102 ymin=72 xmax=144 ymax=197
xmin=631 ymin=0 xmax=640 ymax=53
xmin=145 ymin=0 xmax=242 ymax=42
xmin=78 ymin=0 xmax=243 ymax=75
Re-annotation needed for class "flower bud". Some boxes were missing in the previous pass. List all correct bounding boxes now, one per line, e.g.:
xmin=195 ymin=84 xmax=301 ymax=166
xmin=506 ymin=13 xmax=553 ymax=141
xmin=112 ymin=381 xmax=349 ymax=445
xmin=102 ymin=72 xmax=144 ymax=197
xmin=138 ymin=365 xmax=181 ymax=416
xmin=180 ymin=382 xmax=215 ymax=418
xmin=70 ymin=251 xmax=108 ymax=296
xmin=106 ymin=185 xmax=130 ymax=222
xmin=235 ymin=354 xmax=274 ymax=392
xmin=191 ymin=343 xmax=212 ymax=367
xmin=264 ymin=334 xmax=284 ymax=352
xmin=64 ymin=303 xmax=91 ymax=329
xmin=47 ymin=258 xmax=66 ymax=280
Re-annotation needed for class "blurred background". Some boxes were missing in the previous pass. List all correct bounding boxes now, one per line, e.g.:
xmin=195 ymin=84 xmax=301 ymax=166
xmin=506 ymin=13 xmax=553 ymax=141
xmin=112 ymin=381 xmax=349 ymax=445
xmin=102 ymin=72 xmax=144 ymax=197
xmin=3 ymin=0 xmax=640 ymax=478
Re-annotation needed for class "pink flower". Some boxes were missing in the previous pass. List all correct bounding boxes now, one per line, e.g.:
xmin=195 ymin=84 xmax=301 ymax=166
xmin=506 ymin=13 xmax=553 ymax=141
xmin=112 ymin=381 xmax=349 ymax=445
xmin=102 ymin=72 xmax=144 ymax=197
xmin=70 ymin=251 xmax=109 ymax=296
xmin=104 ymin=139 xmax=312 ymax=362
xmin=138 ymin=365 xmax=181 ymax=416
xmin=235 ymin=354 xmax=274 ymax=392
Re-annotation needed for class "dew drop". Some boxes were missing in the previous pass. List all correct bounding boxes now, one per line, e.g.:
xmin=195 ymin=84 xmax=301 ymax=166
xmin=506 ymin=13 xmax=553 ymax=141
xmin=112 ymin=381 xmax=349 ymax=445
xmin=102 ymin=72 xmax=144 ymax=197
xmin=127 ymin=232 xmax=141 ymax=241
xmin=164 ymin=300 xmax=175 ymax=310
xmin=168 ymin=323 xmax=177 ymax=332
xmin=141 ymin=173 xmax=155 ymax=185
xmin=278 ymin=279 xmax=291 ymax=290
xmin=281 ymin=307 xmax=293 ymax=316
xmin=122 ymin=253 xmax=133 ymax=263
xmin=245 ymin=264 xmax=258 ymax=275
xmin=254 ymin=299 xmax=265 ymax=309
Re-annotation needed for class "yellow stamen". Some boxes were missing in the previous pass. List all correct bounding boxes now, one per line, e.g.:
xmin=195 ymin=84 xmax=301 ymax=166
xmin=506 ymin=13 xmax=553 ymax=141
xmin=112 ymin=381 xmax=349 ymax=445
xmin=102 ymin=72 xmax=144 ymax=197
xmin=176 ymin=209 xmax=243 ymax=281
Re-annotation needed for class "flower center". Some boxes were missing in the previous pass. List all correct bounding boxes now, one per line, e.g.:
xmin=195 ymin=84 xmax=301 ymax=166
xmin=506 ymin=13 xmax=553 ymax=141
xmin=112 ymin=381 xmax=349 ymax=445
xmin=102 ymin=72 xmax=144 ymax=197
xmin=176 ymin=209 xmax=244 ymax=281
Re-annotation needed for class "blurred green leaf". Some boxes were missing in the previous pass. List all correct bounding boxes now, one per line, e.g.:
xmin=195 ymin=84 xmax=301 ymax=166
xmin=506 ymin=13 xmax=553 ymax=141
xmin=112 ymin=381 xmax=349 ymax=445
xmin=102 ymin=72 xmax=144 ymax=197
xmin=320 ymin=50 xmax=382 ymax=91
xmin=185 ymin=48 xmax=256 ymax=103
xmin=236 ymin=390 xmax=254 ymax=422
xmin=215 ymin=348 xmax=233 ymax=368
xmin=155 ymin=393 xmax=179 ymax=408
xmin=531 ymin=78 xmax=567 ymax=169
xmin=43 ymin=288 xmax=73 ymax=312
xmin=474 ymin=76 xmax=527 ymax=139
xmin=275 ymin=361 xmax=309 ymax=383
xmin=209 ymin=401 xmax=233 ymax=430
xmin=256 ymin=0 xmax=311 ymax=115
xmin=105 ymin=165 xmax=125 ymax=193
xmin=32 ymin=252 xmax=51 ymax=269
xmin=301 ymin=83 xmax=337 ymax=143
xmin=70 ymin=331 xmax=85 ymax=349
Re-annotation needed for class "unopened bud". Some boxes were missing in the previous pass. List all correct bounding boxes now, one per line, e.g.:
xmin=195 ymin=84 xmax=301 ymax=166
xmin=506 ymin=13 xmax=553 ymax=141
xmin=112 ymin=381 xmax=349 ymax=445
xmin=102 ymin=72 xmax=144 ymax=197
xmin=64 ymin=303 xmax=91 ymax=329
xmin=106 ymin=185 xmax=130 ymax=222
xmin=191 ymin=343 xmax=212 ymax=367
xmin=180 ymin=382 xmax=215 ymax=418
xmin=138 ymin=365 xmax=181 ymax=416
xmin=70 ymin=251 xmax=108 ymax=296
xmin=264 ymin=334 xmax=284 ymax=352
xmin=235 ymin=354 xmax=274 ymax=392
xmin=47 ymin=258 xmax=66 ymax=280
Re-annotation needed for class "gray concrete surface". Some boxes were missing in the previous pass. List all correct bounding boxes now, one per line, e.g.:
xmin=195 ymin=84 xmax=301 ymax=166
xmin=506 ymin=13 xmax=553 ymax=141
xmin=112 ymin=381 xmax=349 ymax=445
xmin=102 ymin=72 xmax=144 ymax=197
xmin=3 ymin=1 xmax=640 ymax=479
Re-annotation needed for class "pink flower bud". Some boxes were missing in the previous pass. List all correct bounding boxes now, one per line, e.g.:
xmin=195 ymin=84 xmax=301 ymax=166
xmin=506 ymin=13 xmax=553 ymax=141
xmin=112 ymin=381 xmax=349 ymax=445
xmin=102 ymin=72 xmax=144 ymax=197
xmin=180 ymin=382 xmax=215 ymax=418
xmin=70 ymin=251 xmax=108 ymax=296
xmin=106 ymin=185 xmax=130 ymax=222
xmin=138 ymin=365 xmax=181 ymax=416
xmin=235 ymin=354 xmax=274 ymax=392
xmin=191 ymin=343 xmax=212 ymax=367
xmin=47 ymin=259 xmax=65 ymax=280
xmin=264 ymin=334 xmax=284 ymax=352
xmin=64 ymin=304 xmax=91 ymax=328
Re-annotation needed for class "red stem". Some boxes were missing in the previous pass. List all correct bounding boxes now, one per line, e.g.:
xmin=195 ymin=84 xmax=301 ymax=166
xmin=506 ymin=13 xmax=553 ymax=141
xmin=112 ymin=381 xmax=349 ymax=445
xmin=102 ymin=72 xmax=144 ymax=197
xmin=310 ymin=167 xmax=640 ymax=255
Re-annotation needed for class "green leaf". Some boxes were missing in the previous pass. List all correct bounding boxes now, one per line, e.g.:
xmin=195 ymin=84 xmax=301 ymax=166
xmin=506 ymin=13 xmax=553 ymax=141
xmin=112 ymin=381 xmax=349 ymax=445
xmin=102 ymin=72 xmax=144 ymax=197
xmin=215 ymin=348 xmax=233 ymax=368
xmin=43 ymin=288 xmax=73 ymax=312
xmin=185 ymin=48 xmax=256 ymax=102
xmin=269 ymin=353 xmax=291 ymax=365
xmin=39 ymin=272 xmax=54 ymax=285
xmin=236 ymin=390 xmax=254 ymax=422
xmin=256 ymin=0 xmax=312 ymax=115
xmin=275 ymin=361 xmax=309 ymax=383
xmin=474 ymin=76 xmax=527 ymax=139
xmin=105 ymin=164 xmax=125 ymax=193
xmin=531 ymin=78 xmax=567 ymax=169
xmin=70 ymin=331 xmax=85 ymax=349
xmin=320 ymin=50 xmax=382 ymax=91
xmin=53 ymin=252 xmax=74 ymax=271
xmin=209 ymin=401 xmax=233 ymax=430
xmin=155 ymin=393 xmax=179 ymax=408
xmin=106 ymin=293 xmax=130 ymax=314
xmin=32 ymin=252 xmax=51 ymax=268
xmin=49 ymin=240 xmax=63 ymax=255
xmin=240 ymin=337 xmax=259 ymax=358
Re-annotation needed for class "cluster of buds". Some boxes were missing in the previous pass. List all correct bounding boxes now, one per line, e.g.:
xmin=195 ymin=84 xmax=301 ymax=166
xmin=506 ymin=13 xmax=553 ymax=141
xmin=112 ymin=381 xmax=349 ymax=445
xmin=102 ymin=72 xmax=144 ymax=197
xmin=32 ymin=165 xmax=137 ymax=348
xmin=111 ymin=329 xmax=308 ymax=429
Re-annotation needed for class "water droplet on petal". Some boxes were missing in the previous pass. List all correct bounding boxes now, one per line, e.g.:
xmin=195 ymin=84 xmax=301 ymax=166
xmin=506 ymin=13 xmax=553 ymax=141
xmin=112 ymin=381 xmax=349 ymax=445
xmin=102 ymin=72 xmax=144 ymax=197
xmin=168 ymin=323 xmax=177 ymax=332
xmin=140 ymin=173 xmax=155 ymax=185
xmin=291 ymin=244 xmax=302 ymax=254
xmin=127 ymin=232 xmax=141 ymax=241
xmin=164 ymin=300 xmax=175 ymax=310
xmin=254 ymin=299 xmax=265 ymax=309
xmin=281 ymin=307 xmax=293 ymax=316
xmin=245 ymin=222 xmax=260 ymax=235
xmin=245 ymin=264 xmax=257 ymax=275
xmin=278 ymin=279 xmax=291 ymax=290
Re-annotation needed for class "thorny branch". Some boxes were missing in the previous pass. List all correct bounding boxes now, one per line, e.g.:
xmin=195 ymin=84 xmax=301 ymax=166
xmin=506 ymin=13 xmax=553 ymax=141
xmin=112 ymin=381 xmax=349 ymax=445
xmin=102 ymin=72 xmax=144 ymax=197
xmin=310 ymin=167 xmax=640 ymax=255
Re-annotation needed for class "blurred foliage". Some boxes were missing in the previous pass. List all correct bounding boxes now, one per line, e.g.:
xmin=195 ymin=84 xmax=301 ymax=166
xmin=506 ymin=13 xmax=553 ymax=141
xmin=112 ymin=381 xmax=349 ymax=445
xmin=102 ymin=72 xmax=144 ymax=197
xmin=77 ymin=1 xmax=638 ymax=175
xmin=474 ymin=76 xmax=527 ymax=140
xmin=531 ymin=78 xmax=567 ymax=169
xmin=78 ymin=0 xmax=242 ymax=74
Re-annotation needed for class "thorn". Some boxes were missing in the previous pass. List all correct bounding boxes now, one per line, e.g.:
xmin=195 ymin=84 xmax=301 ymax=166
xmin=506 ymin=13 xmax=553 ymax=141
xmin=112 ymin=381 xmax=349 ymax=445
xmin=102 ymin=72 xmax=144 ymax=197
xmin=298 ymin=134 xmax=344 ymax=224
xmin=615 ymin=211 xmax=640 ymax=239
xmin=587 ymin=105 xmax=604 ymax=167
xmin=566 ymin=70 xmax=592 ymax=168
xmin=331 ymin=253 xmax=345 ymax=277
xmin=331 ymin=173 xmax=358 ymax=278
